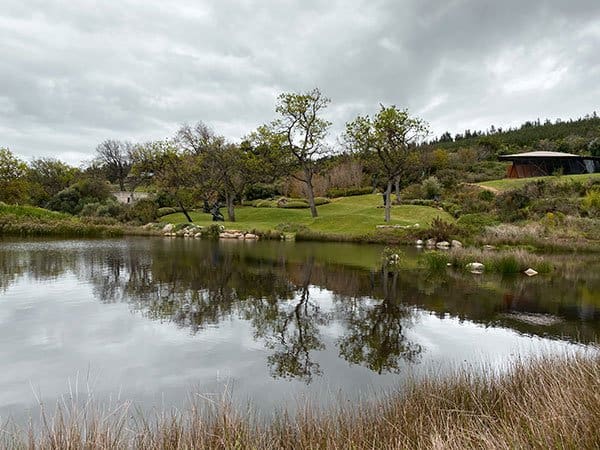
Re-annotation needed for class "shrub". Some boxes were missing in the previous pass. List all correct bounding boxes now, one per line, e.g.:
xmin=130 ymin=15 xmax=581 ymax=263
xmin=244 ymin=183 xmax=280 ymax=201
xmin=456 ymin=213 xmax=500 ymax=235
xmin=279 ymin=200 xmax=310 ymax=209
xmin=478 ymin=190 xmax=495 ymax=202
xmin=421 ymin=176 xmax=442 ymax=199
xmin=326 ymin=186 xmax=372 ymax=197
xmin=400 ymin=184 xmax=423 ymax=200
xmin=425 ymin=216 xmax=459 ymax=241
xmin=157 ymin=207 xmax=178 ymax=217
xmin=127 ymin=198 xmax=158 ymax=224
xmin=313 ymin=197 xmax=330 ymax=206
xmin=581 ymin=189 xmax=600 ymax=218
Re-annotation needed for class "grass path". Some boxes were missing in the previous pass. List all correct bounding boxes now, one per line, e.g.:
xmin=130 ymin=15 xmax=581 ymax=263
xmin=161 ymin=194 xmax=452 ymax=236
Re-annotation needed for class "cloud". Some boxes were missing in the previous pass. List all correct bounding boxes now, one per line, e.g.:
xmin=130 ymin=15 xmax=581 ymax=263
xmin=1 ymin=0 xmax=599 ymax=164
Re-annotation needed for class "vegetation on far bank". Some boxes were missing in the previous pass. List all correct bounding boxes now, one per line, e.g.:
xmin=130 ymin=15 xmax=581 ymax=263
xmin=3 ymin=355 xmax=599 ymax=449
xmin=477 ymin=172 xmax=600 ymax=192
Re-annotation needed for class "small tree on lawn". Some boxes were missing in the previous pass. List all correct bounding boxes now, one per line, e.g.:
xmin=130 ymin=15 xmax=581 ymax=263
xmin=345 ymin=106 xmax=429 ymax=222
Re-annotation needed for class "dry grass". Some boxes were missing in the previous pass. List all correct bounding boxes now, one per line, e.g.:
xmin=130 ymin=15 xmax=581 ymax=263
xmin=4 ymin=355 xmax=600 ymax=449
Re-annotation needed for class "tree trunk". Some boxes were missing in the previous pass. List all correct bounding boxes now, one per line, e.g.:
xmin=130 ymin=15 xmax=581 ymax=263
xmin=384 ymin=180 xmax=392 ymax=222
xmin=304 ymin=168 xmax=318 ymax=218
xmin=226 ymin=192 xmax=236 ymax=222
xmin=395 ymin=177 xmax=401 ymax=204
xmin=176 ymin=197 xmax=193 ymax=223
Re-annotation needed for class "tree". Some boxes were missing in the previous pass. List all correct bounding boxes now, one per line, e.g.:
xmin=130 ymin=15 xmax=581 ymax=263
xmin=262 ymin=88 xmax=331 ymax=218
xmin=28 ymin=158 xmax=79 ymax=206
xmin=0 ymin=147 xmax=29 ymax=204
xmin=345 ymin=106 xmax=429 ymax=222
xmin=130 ymin=140 xmax=196 ymax=222
xmin=95 ymin=139 xmax=132 ymax=191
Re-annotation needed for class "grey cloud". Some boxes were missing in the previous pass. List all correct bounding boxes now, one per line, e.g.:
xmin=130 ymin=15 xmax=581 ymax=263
xmin=1 ymin=0 xmax=599 ymax=164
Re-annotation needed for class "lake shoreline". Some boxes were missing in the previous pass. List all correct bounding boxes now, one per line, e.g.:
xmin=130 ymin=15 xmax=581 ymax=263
xmin=4 ymin=354 xmax=599 ymax=449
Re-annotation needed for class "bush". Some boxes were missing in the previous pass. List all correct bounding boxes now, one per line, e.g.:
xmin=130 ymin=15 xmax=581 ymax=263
xmin=326 ymin=186 xmax=372 ymax=197
xmin=279 ymin=200 xmax=310 ymax=209
xmin=244 ymin=183 xmax=279 ymax=201
xmin=313 ymin=197 xmax=330 ymax=206
xmin=422 ymin=176 xmax=442 ymax=199
xmin=478 ymin=190 xmax=495 ymax=202
xmin=127 ymin=199 xmax=158 ymax=224
xmin=456 ymin=213 xmax=500 ymax=235
xmin=157 ymin=207 xmax=178 ymax=217
xmin=421 ymin=251 xmax=450 ymax=272
xmin=400 ymin=184 xmax=423 ymax=200
xmin=581 ymin=189 xmax=600 ymax=218
xmin=425 ymin=216 xmax=459 ymax=241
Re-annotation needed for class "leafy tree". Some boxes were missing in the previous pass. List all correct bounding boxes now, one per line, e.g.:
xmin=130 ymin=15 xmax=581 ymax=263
xmin=28 ymin=158 xmax=79 ymax=206
xmin=95 ymin=139 xmax=132 ymax=191
xmin=260 ymin=88 xmax=331 ymax=218
xmin=588 ymin=138 xmax=600 ymax=157
xmin=345 ymin=106 xmax=429 ymax=222
xmin=0 ymin=147 xmax=29 ymax=204
xmin=130 ymin=140 xmax=197 ymax=222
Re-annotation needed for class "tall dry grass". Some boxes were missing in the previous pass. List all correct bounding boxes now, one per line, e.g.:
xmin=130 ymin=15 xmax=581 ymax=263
xmin=4 ymin=355 xmax=600 ymax=449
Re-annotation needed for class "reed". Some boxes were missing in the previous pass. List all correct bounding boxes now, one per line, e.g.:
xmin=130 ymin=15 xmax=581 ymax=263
xmin=4 ymin=355 xmax=600 ymax=449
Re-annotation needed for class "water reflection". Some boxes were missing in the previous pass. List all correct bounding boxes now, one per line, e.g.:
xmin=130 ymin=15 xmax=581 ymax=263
xmin=1 ymin=238 xmax=599 ymax=387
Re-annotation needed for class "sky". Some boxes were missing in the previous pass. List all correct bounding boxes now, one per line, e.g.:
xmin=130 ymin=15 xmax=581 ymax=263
xmin=1 ymin=0 xmax=599 ymax=165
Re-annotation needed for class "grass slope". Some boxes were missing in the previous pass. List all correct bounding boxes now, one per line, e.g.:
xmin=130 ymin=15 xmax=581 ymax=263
xmin=477 ymin=173 xmax=600 ymax=192
xmin=161 ymin=194 xmax=452 ymax=236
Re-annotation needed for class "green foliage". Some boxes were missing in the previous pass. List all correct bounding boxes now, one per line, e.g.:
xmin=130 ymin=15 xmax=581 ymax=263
xmin=157 ymin=207 xmax=178 ymax=217
xmin=200 ymin=224 xmax=223 ymax=240
xmin=244 ymin=183 xmax=279 ymax=201
xmin=326 ymin=186 xmax=373 ymax=198
xmin=589 ymin=138 xmax=600 ymax=157
xmin=425 ymin=216 xmax=459 ymax=241
xmin=456 ymin=213 xmax=500 ymax=235
xmin=127 ymin=198 xmax=159 ymax=224
xmin=421 ymin=251 xmax=450 ymax=272
xmin=478 ymin=190 xmax=495 ymax=202
xmin=0 ymin=147 xmax=29 ymax=204
xmin=421 ymin=176 xmax=442 ymax=199
xmin=279 ymin=200 xmax=310 ymax=209
xmin=581 ymin=190 xmax=600 ymax=217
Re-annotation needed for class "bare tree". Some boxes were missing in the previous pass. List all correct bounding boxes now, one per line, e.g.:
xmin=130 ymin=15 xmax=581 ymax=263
xmin=95 ymin=139 xmax=132 ymax=191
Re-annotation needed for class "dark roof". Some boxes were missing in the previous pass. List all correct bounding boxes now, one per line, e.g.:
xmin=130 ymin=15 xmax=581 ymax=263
xmin=499 ymin=151 xmax=600 ymax=161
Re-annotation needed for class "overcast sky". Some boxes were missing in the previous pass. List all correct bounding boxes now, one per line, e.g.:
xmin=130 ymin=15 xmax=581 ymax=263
xmin=2 ymin=0 xmax=599 ymax=165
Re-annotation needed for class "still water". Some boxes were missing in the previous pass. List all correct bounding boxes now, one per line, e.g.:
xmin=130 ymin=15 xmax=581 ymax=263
xmin=0 ymin=237 xmax=598 ymax=419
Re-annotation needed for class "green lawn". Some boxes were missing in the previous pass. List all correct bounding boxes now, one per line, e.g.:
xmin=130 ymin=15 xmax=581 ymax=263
xmin=161 ymin=194 xmax=452 ymax=236
xmin=0 ymin=203 xmax=71 ymax=220
xmin=478 ymin=173 xmax=600 ymax=192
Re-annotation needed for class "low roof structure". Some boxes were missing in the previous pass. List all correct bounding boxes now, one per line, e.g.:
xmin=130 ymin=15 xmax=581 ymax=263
xmin=499 ymin=151 xmax=600 ymax=178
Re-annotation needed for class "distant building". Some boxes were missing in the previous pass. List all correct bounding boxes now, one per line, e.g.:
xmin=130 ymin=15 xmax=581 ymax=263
xmin=113 ymin=191 xmax=151 ymax=204
xmin=499 ymin=151 xmax=600 ymax=178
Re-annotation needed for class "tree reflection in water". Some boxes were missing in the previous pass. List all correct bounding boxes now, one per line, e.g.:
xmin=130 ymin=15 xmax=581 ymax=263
xmin=336 ymin=270 xmax=422 ymax=374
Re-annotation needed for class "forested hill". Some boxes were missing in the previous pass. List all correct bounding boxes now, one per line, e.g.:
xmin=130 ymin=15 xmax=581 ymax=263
xmin=431 ymin=113 xmax=600 ymax=153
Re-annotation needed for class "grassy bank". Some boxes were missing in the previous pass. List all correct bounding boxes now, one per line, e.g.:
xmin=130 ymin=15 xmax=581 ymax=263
xmin=477 ymin=172 xmax=600 ymax=192
xmin=161 ymin=194 xmax=452 ymax=239
xmin=0 ymin=204 xmax=131 ymax=238
xmin=3 ymin=355 xmax=599 ymax=449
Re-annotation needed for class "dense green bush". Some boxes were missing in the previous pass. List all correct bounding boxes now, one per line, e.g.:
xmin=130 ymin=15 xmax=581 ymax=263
xmin=127 ymin=198 xmax=158 ymax=224
xmin=422 ymin=176 xmax=442 ymax=199
xmin=244 ymin=183 xmax=279 ymax=201
xmin=157 ymin=207 xmax=178 ymax=217
xmin=456 ymin=213 xmax=500 ymax=235
xmin=400 ymin=183 xmax=423 ymax=200
xmin=279 ymin=200 xmax=310 ymax=209
xmin=581 ymin=190 xmax=600 ymax=218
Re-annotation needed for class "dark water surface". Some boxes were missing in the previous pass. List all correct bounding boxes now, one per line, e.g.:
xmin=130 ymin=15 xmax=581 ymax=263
xmin=0 ymin=237 xmax=598 ymax=419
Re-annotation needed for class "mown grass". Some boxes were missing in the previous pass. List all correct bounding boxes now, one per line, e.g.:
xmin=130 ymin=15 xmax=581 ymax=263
xmin=161 ymin=194 xmax=452 ymax=238
xmin=477 ymin=172 xmax=600 ymax=192
xmin=4 ymin=355 xmax=600 ymax=449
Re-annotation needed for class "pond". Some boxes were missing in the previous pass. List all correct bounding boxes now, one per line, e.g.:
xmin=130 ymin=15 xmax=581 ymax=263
xmin=0 ymin=237 xmax=599 ymax=421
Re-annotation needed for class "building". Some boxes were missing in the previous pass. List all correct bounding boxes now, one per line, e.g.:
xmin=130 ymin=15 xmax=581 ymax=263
xmin=499 ymin=151 xmax=600 ymax=178
xmin=113 ymin=191 xmax=151 ymax=204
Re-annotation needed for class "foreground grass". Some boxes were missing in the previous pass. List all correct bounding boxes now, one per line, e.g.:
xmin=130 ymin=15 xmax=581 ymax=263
xmin=477 ymin=172 xmax=600 ymax=192
xmin=4 ymin=355 xmax=600 ymax=449
xmin=161 ymin=194 xmax=452 ymax=237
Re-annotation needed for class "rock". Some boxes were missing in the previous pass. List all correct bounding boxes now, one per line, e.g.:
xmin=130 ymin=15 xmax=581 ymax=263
xmin=451 ymin=240 xmax=463 ymax=248
xmin=524 ymin=268 xmax=538 ymax=277
xmin=446 ymin=262 xmax=452 ymax=266
xmin=483 ymin=245 xmax=496 ymax=251
xmin=416 ymin=239 xmax=423 ymax=246
xmin=426 ymin=238 xmax=436 ymax=247
xmin=436 ymin=241 xmax=450 ymax=249
xmin=219 ymin=232 xmax=235 ymax=239
xmin=466 ymin=262 xmax=485 ymax=273
xmin=162 ymin=223 xmax=174 ymax=233
xmin=194 ymin=233 xmax=202 ymax=238
xmin=244 ymin=233 xmax=258 ymax=240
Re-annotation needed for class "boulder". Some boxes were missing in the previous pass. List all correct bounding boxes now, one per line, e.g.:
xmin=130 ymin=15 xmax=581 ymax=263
xmin=426 ymin=238 xmax=436 ymax=247
xmin=483 ymin=245 xmax=496 ymax=251
xmin=451 ymin=240 xmax=463 ymax=248
xmin=194 ymin=233 xmax=202 ymax=238
xmin=415 ymin=239 xmax=423 ymax=246
xmin=244 ymin=233 xmax=258 ymax=240
xmin=524 ymin=268 xmax=538 ymax=277
xmin=162 ymin=223 xmax=174 ymax=233
xmin=466 ymin=262 xmax=485 ymax=273
xmin=436 ymin=241 xmax=450 ymax=249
